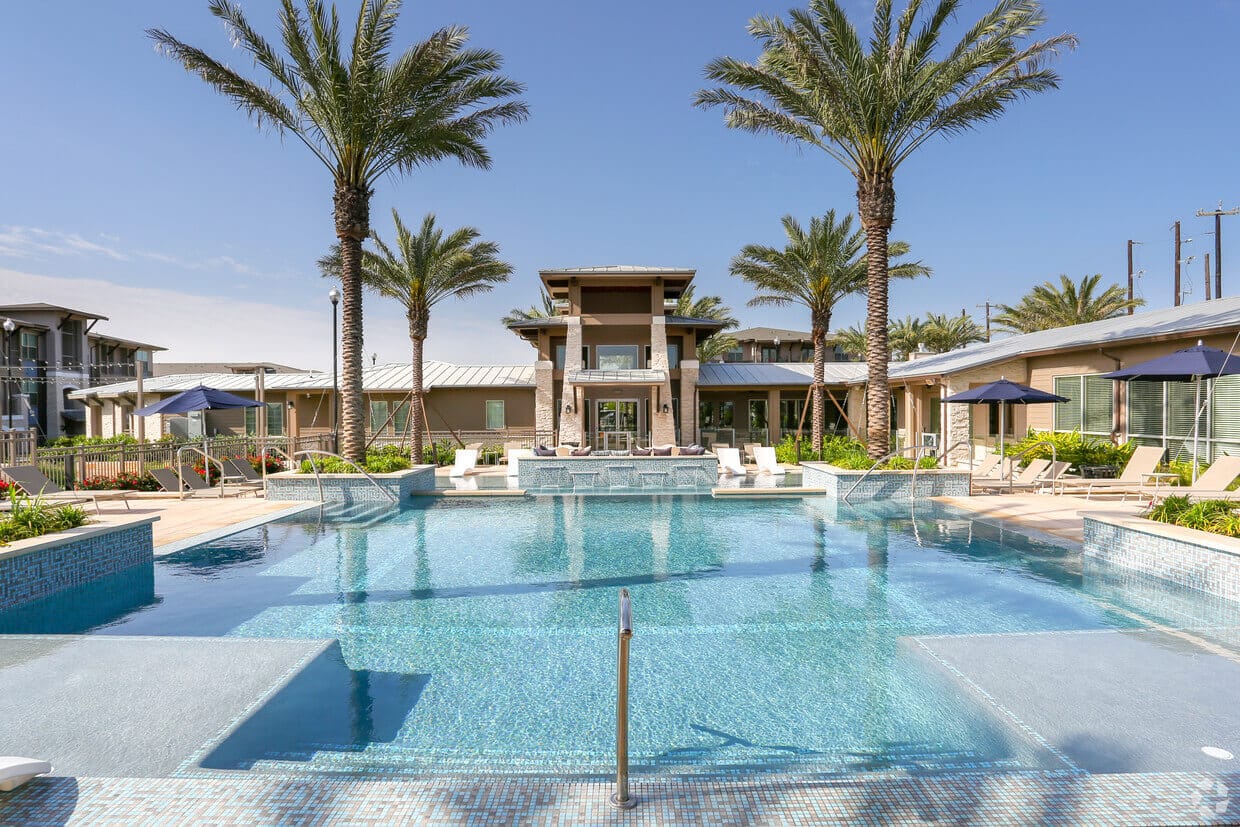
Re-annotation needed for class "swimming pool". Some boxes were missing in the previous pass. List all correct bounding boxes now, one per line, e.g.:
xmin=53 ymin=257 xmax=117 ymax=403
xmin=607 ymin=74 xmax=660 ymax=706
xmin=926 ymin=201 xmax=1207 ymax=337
xmin=2 ymin=495 xmax=1237 ymax=781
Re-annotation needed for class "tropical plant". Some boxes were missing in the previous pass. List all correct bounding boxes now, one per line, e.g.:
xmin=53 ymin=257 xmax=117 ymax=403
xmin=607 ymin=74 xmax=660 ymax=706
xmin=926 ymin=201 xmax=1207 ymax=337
xmin=695 ymin=333 xmax=739 ymax=364
xmin=1001 ymin=429 xmax=1134 ymax=472
xmin=0 ymin=494 xmax=89 ymax=546
xmin=1146 ymin=495 xmax=1240 ymax=538
xmin=992 ymin=274 xmax=1144 ymax=333
xmin=730 ymin=211 xmax=928 ymax=453
xmin=299 ymin=444 xmax=411 ymax=474
xmin=888 ymin=316 xmax=925 ymax=360
xmin=696 ymin=0 xmax=1075 ymax=456
xmin=834 ymin=323 xmax=867 ymax=360
xmin=149 ymin=0 xmax=528 ymax=464
xmin=354 ymin=210 xmax=513 ymax=463
xmin=674 ymin=285 xmax=741 ymax=365
xmin=921 ymin=312 xmax=987 ymax=352
xmin=501 ymin=289 xmax=558 ymax=326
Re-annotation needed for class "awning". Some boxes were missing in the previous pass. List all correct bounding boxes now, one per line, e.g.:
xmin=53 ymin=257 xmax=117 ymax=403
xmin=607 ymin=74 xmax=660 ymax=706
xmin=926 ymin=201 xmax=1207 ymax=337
xmin=565 ymin=369 xmax=668 ymax=386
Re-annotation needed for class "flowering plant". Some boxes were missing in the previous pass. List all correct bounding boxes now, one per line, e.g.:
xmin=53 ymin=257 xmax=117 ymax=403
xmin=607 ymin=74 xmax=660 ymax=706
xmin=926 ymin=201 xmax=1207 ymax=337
xmin=76 ymin=472 xmax=160 ymax=492
xmin=0 ymin=479 xmax=9 ymax=500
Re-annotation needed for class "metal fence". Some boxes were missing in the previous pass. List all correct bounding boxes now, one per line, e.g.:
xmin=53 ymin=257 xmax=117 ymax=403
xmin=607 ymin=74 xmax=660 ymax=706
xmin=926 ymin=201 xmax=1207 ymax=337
xmin=28 ymin=433 xmax=336 ymax=489
xmin=0 ymin=430 xmax=37 ymax=467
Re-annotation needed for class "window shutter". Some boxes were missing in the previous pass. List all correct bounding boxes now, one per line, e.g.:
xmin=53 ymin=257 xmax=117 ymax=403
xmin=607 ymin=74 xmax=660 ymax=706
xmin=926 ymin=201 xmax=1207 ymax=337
xmin=1083 ymin=376 xmax=1113 ymax=434
xmin=1053 ymin=376 xmax=1081 ymax=431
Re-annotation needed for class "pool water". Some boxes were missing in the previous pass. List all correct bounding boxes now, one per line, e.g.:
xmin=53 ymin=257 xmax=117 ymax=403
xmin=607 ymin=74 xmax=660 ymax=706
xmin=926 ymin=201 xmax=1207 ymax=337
xmin=1 ymin=496 xmax=1233 ymax=779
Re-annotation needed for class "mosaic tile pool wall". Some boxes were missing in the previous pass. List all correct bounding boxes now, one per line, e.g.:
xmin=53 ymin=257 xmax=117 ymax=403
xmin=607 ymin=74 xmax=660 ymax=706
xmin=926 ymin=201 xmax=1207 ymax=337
xmin=265 ymin=466 xmax=435 ymax=503
xmin=800 ymin=463 xmax=972 ymax=500
xmin=1083 ymin=514 xmax=1240 ymax=602
xmin=517 ymin=455 xmax=719 ymax=490
xmin=0 ymin=519 xmax=154 ymax=610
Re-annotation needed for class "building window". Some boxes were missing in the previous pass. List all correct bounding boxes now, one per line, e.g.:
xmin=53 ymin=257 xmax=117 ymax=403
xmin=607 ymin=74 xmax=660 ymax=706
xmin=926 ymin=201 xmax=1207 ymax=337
xmin=667 ymin=343 xmax=680 ymax=369
xmin=136 ymin=349 xmax=150 ymax=378
xmin=760 ymin=346 xmax=778 ymax=363
xmin=554 ymin=344 xmax=565 ymax=369
xmin=60 ymin=320 xmax=82 ymax=368
xmin=800 ymin=345 xmax=814 ymax=362
xmin=369 ymin=400 xmax=390 ymax=433
xmin=779 ymin=399 xmax=805 ymax=432
xmin=246 ymin=402 xmax=286 ymax=436
xmin=393 ymin=401 xmax=410 ymax=436
xmin=1125 ymin=376 xmax=1240 ymax=464
xmin=19 ymin=332 xmax=39 ymax=362
xmin=485 ymin=399 xmax=506 ymax=430
xmin=1053 ymin=375 xmax=1113 ymax=435
xmin=596 ymin=345 xmax=639 ymax=371
xmin=748 ymin=399 xmax=768 ymax=430
xmin=724 ymin=347 xmax=743 ymax=363
xmin=698 ymin=401 xmax=734 ymax=429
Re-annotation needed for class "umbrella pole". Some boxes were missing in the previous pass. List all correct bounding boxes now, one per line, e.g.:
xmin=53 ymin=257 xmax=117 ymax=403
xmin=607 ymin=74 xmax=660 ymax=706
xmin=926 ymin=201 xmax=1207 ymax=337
xmin=998 ymin=403 xmax=1006 ymax=475
xmin=1191 ymin=377 xmax=1202 ymax=483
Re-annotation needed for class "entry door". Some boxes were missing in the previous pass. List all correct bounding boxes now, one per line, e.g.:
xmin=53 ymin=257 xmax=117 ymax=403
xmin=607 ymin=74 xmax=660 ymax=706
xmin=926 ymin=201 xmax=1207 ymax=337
xmin=597 ymin=400 xmax=638 ymax=448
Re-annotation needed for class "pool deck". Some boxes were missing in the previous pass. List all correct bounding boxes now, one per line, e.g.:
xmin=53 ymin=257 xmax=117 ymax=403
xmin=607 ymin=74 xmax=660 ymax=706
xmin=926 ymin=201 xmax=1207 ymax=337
xmin=934 ymin=494 xmax=1146 ymax=543
xmin=88 ymin=496 xmax=314 ymax=549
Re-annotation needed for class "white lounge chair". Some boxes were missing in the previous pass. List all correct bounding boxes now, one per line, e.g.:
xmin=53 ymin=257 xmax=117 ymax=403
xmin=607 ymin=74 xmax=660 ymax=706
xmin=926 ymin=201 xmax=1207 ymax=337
xmin=450 ymin=449 xmax=479 ymax=477
xmin=506 ymin=448 xmax=533 ymax=478
xmin=0 ymin=756 xmax=52 ymax=791
xmin=1056 ymin=446 xmax=1166 ymax=500
xmin=1145 ymin=455 xmax=1240 ymax=502
xmin=716 ymin=447 xmax=745 ymax=477
xmin=974 ymin=458 xmax=1049 ymax=493
xmin=754 ymin=446 xmax=785 ymax=476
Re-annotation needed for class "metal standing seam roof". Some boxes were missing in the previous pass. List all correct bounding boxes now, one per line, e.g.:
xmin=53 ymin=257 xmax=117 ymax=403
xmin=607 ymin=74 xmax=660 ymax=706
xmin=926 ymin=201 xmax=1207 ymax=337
xmin=565 ymin=369 xmax=668 ymax=385
xmin=696 ymin=362 xmax=868 ymax=387
xmin=539 ymin=265 xmax=695 ymax=275
xmin=883 ymin=295 xmax=1240 ymax=383
xmin=506 ymin=314 xmax=726 ymax=330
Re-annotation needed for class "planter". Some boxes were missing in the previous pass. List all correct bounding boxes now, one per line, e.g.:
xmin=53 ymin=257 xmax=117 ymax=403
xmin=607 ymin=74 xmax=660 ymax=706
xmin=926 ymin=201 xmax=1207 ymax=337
xmin=265 ymin=466 xmax=435 ymax=503
xmin=0 ymin=514 xmax=157 ymax=611
xmin=1082 ymin=513 xmax=1240 ymax=602
xmin=517 ymin=455 xmax=719 ymax=491
xmin=800 ymin=462 xmax=972 ymax=500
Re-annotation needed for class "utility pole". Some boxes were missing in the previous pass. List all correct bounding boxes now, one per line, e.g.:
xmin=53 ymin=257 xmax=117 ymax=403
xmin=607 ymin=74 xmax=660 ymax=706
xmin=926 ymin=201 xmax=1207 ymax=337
xmin=1127 ymin=240 xmax=1138 ymax=314
xmin=1173 ymin=221 xmax=1183 ymax=307
xmin=1205 ymin=254 xmax=1212 ymax=301
xmin=976 ymin=301 xmax=993 ymax=341
xmin=1196 ymin=203 xmax=1239 ymax=299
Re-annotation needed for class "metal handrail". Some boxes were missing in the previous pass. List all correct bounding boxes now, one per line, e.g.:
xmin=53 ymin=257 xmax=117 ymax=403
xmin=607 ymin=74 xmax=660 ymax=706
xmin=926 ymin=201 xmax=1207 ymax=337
xmin=175 ymin=445 xmax=230 ymax=499
xmin=993 ymin=440 xmax=1060 ymax=494
xmin=259 ymin=445 xmax=293 ymax=478
xmin=292 ymin=449 xmax=397 ymax=504
xmin=841 ymin=444 xmax=934 ymax=504
xmin=610 ymin=588 xmax=636 ymax=810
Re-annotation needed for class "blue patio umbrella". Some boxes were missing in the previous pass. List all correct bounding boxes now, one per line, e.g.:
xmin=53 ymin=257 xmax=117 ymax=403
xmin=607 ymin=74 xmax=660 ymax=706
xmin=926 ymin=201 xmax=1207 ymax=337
xmin=942 ymin=378 xmax=1069 ymax=460
xmin=1101 ymin=342 xmax=1240 ymax=481
xmin=134 ymin=385 xmax=262 ymax=417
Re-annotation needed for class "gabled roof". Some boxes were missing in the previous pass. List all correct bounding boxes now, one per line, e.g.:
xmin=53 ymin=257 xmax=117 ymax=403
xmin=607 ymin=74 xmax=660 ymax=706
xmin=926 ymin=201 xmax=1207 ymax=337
xmin=698 ymin=362 xmax=867 ymax=387
xmin=885 ymin=296 xmax=1240 ymax=382
xmin=730 ymin=326 xmax=818 ymax=342
xmin=86 ymin=332 xmax=167 ymax=352
xmin=0 ymin=303 xmax=107 ymax=320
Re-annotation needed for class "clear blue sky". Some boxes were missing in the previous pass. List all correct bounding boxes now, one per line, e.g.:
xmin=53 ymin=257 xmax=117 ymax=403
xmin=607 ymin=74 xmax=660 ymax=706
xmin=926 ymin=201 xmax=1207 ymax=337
xmin=2 ymin=0 xmax=1237 ymax=369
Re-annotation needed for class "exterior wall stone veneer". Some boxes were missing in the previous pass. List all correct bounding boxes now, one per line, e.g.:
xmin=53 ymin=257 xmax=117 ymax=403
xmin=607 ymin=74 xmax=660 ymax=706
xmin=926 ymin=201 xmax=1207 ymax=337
xmin=800 ymin=462 xmax=972 ymax=500
xmin=559 ymin=317 xmax=584 ymax=443
xmin=518 ymin=455 xmax=718 ymax=490
xmin=534 ymin=360 xmax=555 ymax=440
xmin=649 ymin=316 xmax=676 ymax=446
xmin=939 ymin=358 xmax=1028 ymax=466
xmin=0 ymin=516 xmax=156 ymax=610
xmin=679 ymin=360 xmax=699 ymax=445
xmin=1083 ymin=513 xmax=1240 ymax=603
xmin=265 ymin=466 xmax=435 ymax=503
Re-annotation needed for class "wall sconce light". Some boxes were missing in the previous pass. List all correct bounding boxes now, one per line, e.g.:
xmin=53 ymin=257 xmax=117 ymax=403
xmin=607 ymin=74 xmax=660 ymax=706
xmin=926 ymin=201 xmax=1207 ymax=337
xmin=287 ymin=400 xmax=295 ymax=408
xmin=564 ymin=403 xmax=573 ymax=414
xmin=661 ymin=403 xmax=670 ymax=414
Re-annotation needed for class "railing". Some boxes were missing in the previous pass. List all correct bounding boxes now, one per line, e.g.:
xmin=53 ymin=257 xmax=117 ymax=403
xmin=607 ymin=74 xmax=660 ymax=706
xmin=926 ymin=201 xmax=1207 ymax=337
xmin=0 ymin=430 xmax=36 ymax=466
xmin=610 ymin=588 xmax=636 ymax=810
xmin=996 ymin=440 xmax=1060 ymax=494
xmin=293 ymin=449 xmax=397 ymax=504
xmin=841 ymin=444 xmax=936 ymax=505
xmin=176 ymin=445 xmax=230 ymax=499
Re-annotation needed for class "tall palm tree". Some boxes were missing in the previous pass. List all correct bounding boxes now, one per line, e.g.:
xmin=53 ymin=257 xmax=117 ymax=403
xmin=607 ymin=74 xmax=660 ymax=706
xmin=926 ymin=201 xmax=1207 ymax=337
xmin=501 ymin=290 xmax=557 ymax=326
xmin=696 ymin=0 xmax=1075 ymax=456
xmin=993 ymin=274 xmax=1144 ymax=333
xmin=921 ymin=311 xmax=987 ymax=352
xmin=674 ymin=285 xmax=740 ymax=366
xmin=730 ymin=211 xmax=928 ymax=452
xmin=149 ymin=0 xmax=527 ymax=463
xmin=360 ymin=210 xmax=513 ymax=462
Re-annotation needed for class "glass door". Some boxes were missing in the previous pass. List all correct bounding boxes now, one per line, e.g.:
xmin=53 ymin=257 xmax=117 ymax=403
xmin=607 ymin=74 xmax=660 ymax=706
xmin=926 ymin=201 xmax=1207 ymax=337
xmin=596 ymin=400 xmax=639 ymax=450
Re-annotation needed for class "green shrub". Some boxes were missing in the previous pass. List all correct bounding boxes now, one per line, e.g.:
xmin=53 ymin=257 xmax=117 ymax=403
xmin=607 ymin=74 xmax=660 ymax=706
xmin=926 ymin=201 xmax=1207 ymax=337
xmin=0 ymin=495 xmax=90 ymax=546
xmin=1146 ymin=495 xmax=1240 ymax=538
xmin=46 ymin=434 xmax=139 ymax=448
xmin=1003 ymin=430 xmax=1134 ymax=471
xmin=421 ymin=440 xmax=457 ymax=466
xmin=298 ymin=445 xmax=411 ymax=475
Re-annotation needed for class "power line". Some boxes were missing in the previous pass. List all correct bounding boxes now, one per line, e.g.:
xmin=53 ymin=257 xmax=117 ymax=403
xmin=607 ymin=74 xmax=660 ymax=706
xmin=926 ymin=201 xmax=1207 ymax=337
xmin=1195 ymin=202 xmax=1239 ymax=299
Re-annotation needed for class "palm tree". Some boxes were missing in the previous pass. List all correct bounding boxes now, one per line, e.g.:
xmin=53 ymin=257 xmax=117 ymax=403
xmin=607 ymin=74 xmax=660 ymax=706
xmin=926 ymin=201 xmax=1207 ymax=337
xmin=674 ymin=285 xmax=740 ymax=366
xmin=149 ymin=0 xmax=527 ymax=463
xmin=888 ymin=316 xmax=925 ymax=360
xmin=360 ymin=210 xmax=513 ymax=462
xmin=730 ymin=211 xmax=928 ymax=453
xmin=501 ymin=290 xmax=558 ymax=326
xmin=921 ymin=312 xmax=987 ymax=352
xmin=993 ymin=274 xmax=1143 ymax=333
xmin=834 ymin=323 xmax=868 ymax=361
xmin=696 ymin=0 xmax=1075 ymax=456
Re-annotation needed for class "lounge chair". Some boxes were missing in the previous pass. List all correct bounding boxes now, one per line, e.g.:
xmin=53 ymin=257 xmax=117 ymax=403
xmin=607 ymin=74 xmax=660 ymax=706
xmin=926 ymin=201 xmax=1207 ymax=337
xmin=974 ymin=458 xmax=1050 ymax=493
xmin=716 ymin=447 xmax=745 ymax=477
xmin=969 ymin=454 xmax=1003 ymax=478
xmin=177 ymin=464 xmax=223 ymax=499
xmin=1056 ymin=446 xmax=1166 ymax=500
xmin=148 ymin=467 xmax=190 ymax=494
xmin=743 ymin=442 xmax=761 ymax=464
xmin=450 ymin=449 xmax=479 ymax=477
xmin=0 ymin=756 xmax=51 ymax=791
xmin=971 ymin=456 xmax=1016 ymax=485
xmin=0 ymin=465 xmax=131 ymax=515
xmin=754 ymin=446 xmax=785 ymax=476
xmin=221 ymin=458 xmax=264 ymax=496
xmin=1145 ymin=456 xmax=1240 ymax=502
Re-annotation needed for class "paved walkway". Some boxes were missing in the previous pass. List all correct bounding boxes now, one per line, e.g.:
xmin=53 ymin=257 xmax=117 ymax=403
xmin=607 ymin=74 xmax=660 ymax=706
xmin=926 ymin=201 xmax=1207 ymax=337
xmin=934 ymin=494 xmax=1146 ymax=543
xmin=90 ymin=495 xmax=310 ymax=548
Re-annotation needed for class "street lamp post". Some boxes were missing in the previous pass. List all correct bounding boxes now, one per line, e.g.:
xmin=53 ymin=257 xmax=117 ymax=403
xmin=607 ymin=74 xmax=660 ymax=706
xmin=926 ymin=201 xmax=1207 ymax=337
xmin=2 ymin=318 xmax=14 ymax=431
xmin=329 ymin=288 xmax=340 ymax=447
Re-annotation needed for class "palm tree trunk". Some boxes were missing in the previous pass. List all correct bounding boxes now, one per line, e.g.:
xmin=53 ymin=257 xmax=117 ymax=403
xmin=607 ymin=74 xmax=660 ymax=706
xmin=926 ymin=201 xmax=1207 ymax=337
xmin=408 ymin=314 xmax=427 ymax=465
xmin=811 ymin=315 xmax=827 ymax=455
xmin=334 ymin=181 xmax=370 ymax=465
xmin=858 ymin=176 xmax=896 ymax=459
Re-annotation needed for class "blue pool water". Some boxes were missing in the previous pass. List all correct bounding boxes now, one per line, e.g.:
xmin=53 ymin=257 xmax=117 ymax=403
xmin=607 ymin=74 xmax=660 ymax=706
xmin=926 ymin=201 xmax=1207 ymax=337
xmin=1 ymin=496 xmax=1233 ymax=778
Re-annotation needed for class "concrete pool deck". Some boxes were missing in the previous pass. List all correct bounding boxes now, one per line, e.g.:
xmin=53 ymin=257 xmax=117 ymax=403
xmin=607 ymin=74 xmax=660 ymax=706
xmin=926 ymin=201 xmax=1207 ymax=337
xmin=934 ymin=494 xmax=1147 ymax=543
xmin=88 ymin=496 xmax=315 ymax=549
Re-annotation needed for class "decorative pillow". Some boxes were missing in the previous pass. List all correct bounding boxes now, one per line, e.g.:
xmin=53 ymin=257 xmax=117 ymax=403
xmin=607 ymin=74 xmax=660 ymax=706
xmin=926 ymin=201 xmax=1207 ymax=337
xmin=570 ymin=447 xmax=592 ymax=456
xmin=631 ymin=446 xmax=652 ymax=456
xmin=651 ymin=446 xmax=672 ymax=456
xmin=533 ymin=445 xmax=557 ymax=457
xmin=679 ymin=445 xmax=705 ymax=456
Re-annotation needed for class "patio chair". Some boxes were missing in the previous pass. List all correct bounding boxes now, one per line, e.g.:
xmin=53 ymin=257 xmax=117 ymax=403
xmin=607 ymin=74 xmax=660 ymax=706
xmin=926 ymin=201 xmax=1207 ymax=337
xmin=973 ymin=458 xmax=1050 ymax=493
xmin=1056 ymin=446 xmax=1166 ymax=500
xmin=148 ymin=467 xmax=190 ymax=494
xmin=1145 ymin=456 xmax=1240 ymax=502
xmin=971 ymin=456 xmax=1016 ymax=484
xmin=177 ymin=464 xmax=214 ymax=492
xmin=716 ymin=447 xmax=745 ymax=477
xmin=969 ymin=453 xmax=1003 ymax=478
xmin=0 ymin=756 xmax=51 ymax=792
xmin=743 ymin=442 xmax=761 ymax=464
xmin=754 ymin=446 xmax=785 ymax=476
xmin=221 ymin=458 xmax=265 ymax=496
xmin=0 ymin=465 xmax=131 ymax=515
xmin=450 ymin=449 xmax=479 ymax=477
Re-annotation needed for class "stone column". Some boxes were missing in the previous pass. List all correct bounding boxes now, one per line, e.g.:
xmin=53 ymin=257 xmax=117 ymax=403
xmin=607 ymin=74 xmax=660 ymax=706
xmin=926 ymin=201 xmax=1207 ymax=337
xmin=535 ymin=360 xmax=555 ymax=444
xmin=648 ymin=317 xmax=676 ymax=445
xmin=558 ymin=318 xmax=584 ymax=445
xmin=679 ymin=359 xmax=699 ymax=445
